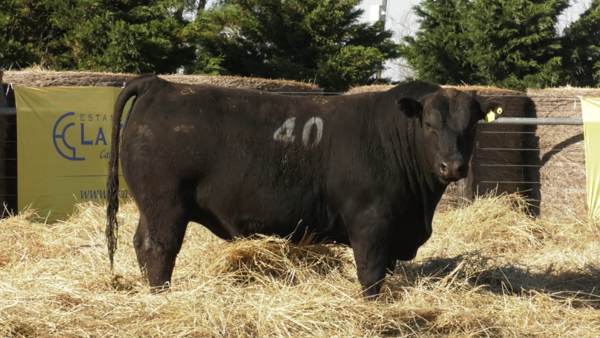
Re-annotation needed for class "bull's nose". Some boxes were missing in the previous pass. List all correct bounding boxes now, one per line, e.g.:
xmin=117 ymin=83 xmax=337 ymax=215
xmin=440 ymin=161 xmax=467 ymax=179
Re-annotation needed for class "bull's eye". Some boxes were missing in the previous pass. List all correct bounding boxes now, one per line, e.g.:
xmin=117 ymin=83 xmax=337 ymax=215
xmin=425 ymin=121 xmax=432 ymax=129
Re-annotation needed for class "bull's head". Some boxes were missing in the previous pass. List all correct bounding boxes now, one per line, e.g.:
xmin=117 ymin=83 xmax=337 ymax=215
xmin=398 ymin=88 xmax=502 ymax=185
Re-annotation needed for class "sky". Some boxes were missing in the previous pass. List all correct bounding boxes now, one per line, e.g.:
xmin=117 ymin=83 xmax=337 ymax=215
xmin=359 ymin=0 xmax=416 ymax=24
xmin=358 ymin=0 xmax=420 ymax=81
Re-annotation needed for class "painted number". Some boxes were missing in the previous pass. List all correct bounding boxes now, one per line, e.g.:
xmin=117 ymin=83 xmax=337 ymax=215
xmin=302 ymin=117 xmax=323 ymax=147
xmin=273 ymin=117 xmax=324 ymax=147
xmin=273 ymin=117 xmax=296 ymax=143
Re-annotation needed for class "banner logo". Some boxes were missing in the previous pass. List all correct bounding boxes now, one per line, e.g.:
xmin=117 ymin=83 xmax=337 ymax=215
xmin=52 ymin=112 xmax=110 ymax=161
xmin=53 ymin=112 xmax=85 ymax=161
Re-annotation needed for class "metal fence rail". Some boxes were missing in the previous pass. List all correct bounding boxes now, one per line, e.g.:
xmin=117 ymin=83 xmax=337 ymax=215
xmin=472 ymin=115 xmax=585 ymax=218
xmin=1 ymin=107 xmax=586 ymax=125
xmin=0 ymin=107 xmax=16 ymax=115
xmin=483 ymin=117 xmax=583 ymax=125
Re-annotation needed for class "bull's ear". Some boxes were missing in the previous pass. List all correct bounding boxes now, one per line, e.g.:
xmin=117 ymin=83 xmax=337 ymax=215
xmin=475 ymin=97 xmax=503 ymax=120
xmin=396 ymin=98 xmax=423 ymax=118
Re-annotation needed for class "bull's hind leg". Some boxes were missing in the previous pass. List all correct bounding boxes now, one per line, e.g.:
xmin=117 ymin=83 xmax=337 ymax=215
xmin=133 ymin=213 xmax=150 ymax=277
xmin=133 ymin=206 xmax=189 ymax=292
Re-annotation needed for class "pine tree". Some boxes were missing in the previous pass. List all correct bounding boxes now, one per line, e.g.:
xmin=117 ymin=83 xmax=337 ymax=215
xmin=399 ymin=0 xmax=571 ymax=90
xmin=397 ymin=0 xmax=470 ymax=85
xmin=561 ymin=0 xmax=600 ymax=87
xmin=0 ymin=0 xmax=199 ymax=73
xmin=0 ymin=0 xmax=54 ymax=68
xmin=462 ymin=0 xmax=568 ymax=89
xmin=193 ymin=0 xmax=399 ymax=91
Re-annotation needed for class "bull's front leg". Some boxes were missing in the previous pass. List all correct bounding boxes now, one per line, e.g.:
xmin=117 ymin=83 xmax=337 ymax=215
xmin=348 ymin=208 xmax=391 ymax=300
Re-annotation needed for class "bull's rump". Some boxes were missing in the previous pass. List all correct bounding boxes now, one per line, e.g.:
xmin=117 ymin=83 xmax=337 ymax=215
xmin=120 ymin=82 xmax=362 ymax=241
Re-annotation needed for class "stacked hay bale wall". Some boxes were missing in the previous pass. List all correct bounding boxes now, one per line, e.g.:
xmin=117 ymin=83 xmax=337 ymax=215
xmin=2 ymin=70 xmax=322 ymax=92
xmin=1 ymin=70 xmax=321 ymax=214
xmin=5 ymin=72 xmax=598 ymax=217
xmin=524 ymin=88 xmax=600 ymax=216
xmin=458 ymin=89 xmax=534 ymax=211
xmin=346 ymin=84 xmax=394 ymax=95
xmin=0 ymin=70 xmax=8 ymax=210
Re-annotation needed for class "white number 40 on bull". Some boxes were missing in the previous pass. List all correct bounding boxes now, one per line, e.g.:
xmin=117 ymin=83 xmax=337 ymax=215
xmin=273 ymin=117 xmax=324 ymax=147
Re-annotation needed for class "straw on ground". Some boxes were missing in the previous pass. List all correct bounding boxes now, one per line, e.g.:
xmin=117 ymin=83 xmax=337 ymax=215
xmin=1 ymin=194 xmax=599 ymax=337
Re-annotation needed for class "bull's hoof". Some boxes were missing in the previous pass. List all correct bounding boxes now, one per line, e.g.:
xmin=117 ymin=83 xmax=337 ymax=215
xmin=363 ymin=294 xmax=379 ymax=302
xmin=386 ymin=259 xmax=397 ymax=275
xmin=361 ymin=284 xmax=382 ymax=301
xmin=149 ymin=281 xmax=171 ymax=294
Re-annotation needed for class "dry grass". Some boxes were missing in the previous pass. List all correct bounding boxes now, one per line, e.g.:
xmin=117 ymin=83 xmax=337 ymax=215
xmin=345 ymin=84 xmax=524 ymax=96
xmin=1 ymin=194 xmax=599 ymax=337
xmin=528 ymin=86 xmax=600 ymax=97
xmin=2 ymin=69 xmax=321 ymax=92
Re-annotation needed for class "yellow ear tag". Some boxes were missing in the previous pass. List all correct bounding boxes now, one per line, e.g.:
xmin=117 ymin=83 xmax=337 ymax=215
xmin=485 ymin=110 xmax=496 ymax=123
xmin=497 ymin=107 xmax=503 ymax=115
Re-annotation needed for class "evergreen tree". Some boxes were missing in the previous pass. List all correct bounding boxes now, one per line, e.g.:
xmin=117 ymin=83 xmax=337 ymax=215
xmin=0 ymin=0 xmax=198 ymax=73
xmin=193 ymin=0 xmax=399 ymax=91
xmin=462 ymin=0 xmax=568 ymax=89
xmin=399 ymin=0 xmax=571 ymax=90
xmin=561 ymin=0 xmax=600 ymax=87
xmin=0 ymin=0 xmax=54 ymax=68
xmin=397 ymin=0 xmax=470 ymax=85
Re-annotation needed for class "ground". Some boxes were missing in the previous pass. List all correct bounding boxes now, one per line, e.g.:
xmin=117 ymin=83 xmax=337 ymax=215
xmin=1 ymin=194 xmax=599 ymax=337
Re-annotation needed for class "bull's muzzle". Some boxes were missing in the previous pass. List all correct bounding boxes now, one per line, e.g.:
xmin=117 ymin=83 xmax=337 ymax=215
xmin=439 ymin=160 xmax=467 ymax=181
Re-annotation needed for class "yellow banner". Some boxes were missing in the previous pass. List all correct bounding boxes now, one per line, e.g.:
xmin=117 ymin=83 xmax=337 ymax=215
xmin=581 ymin=98 xmax=600 ymax=219
xmin=16 ymin=86 xmax=130 ymax=222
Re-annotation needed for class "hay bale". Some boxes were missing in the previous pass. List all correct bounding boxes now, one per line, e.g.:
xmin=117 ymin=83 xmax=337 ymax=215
xmin=445 ymin=85 xmax=523 ymax=95
xmin=161 ymin=74 xmax=321 ymax=93
xmin=3 ymin=70 xmax=322 ymax=92
xmin=442 ymin=87 xmax=533 ymax=210
xmin=521 ymin=88 xmax=597 ymax=216
xmin=528 ymin=86 xmax=600 ymax=99
xmin=468 ymin=93 xmax=534 ymax=208
xmin=3 ymin=70 xmax=132 ymax=87
xmin=0 ymin=71 xmax=8 ymax=210
xmin=345 ymin=84 xmax=394 ymax=95
xmin=346 ymin=84 xmax=525 ymax=96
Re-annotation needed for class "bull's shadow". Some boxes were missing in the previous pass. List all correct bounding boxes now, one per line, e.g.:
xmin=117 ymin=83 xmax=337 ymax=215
xmin=386 ymin=253 xmax=600 ymax=309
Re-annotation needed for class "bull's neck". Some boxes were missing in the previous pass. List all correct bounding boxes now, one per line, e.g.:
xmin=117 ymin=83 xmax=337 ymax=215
xmin=386 ymin=111 xmax=448 ymax=217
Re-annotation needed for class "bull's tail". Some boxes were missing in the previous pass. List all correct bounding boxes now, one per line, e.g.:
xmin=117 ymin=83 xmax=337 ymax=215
xmin=106 ymin=75 xmax=154 ymax=268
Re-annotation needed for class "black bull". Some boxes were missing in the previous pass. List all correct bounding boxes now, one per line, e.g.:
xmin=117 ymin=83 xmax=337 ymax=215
xmin=106 ymin=76 xmax=501 ymax=299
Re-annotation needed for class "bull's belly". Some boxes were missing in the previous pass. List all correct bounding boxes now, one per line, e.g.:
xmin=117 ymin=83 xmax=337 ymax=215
xmin=189 ymin=190 xmax=339 ymax=242
xmin=190 ymin=206 xmax=346 ymax=244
